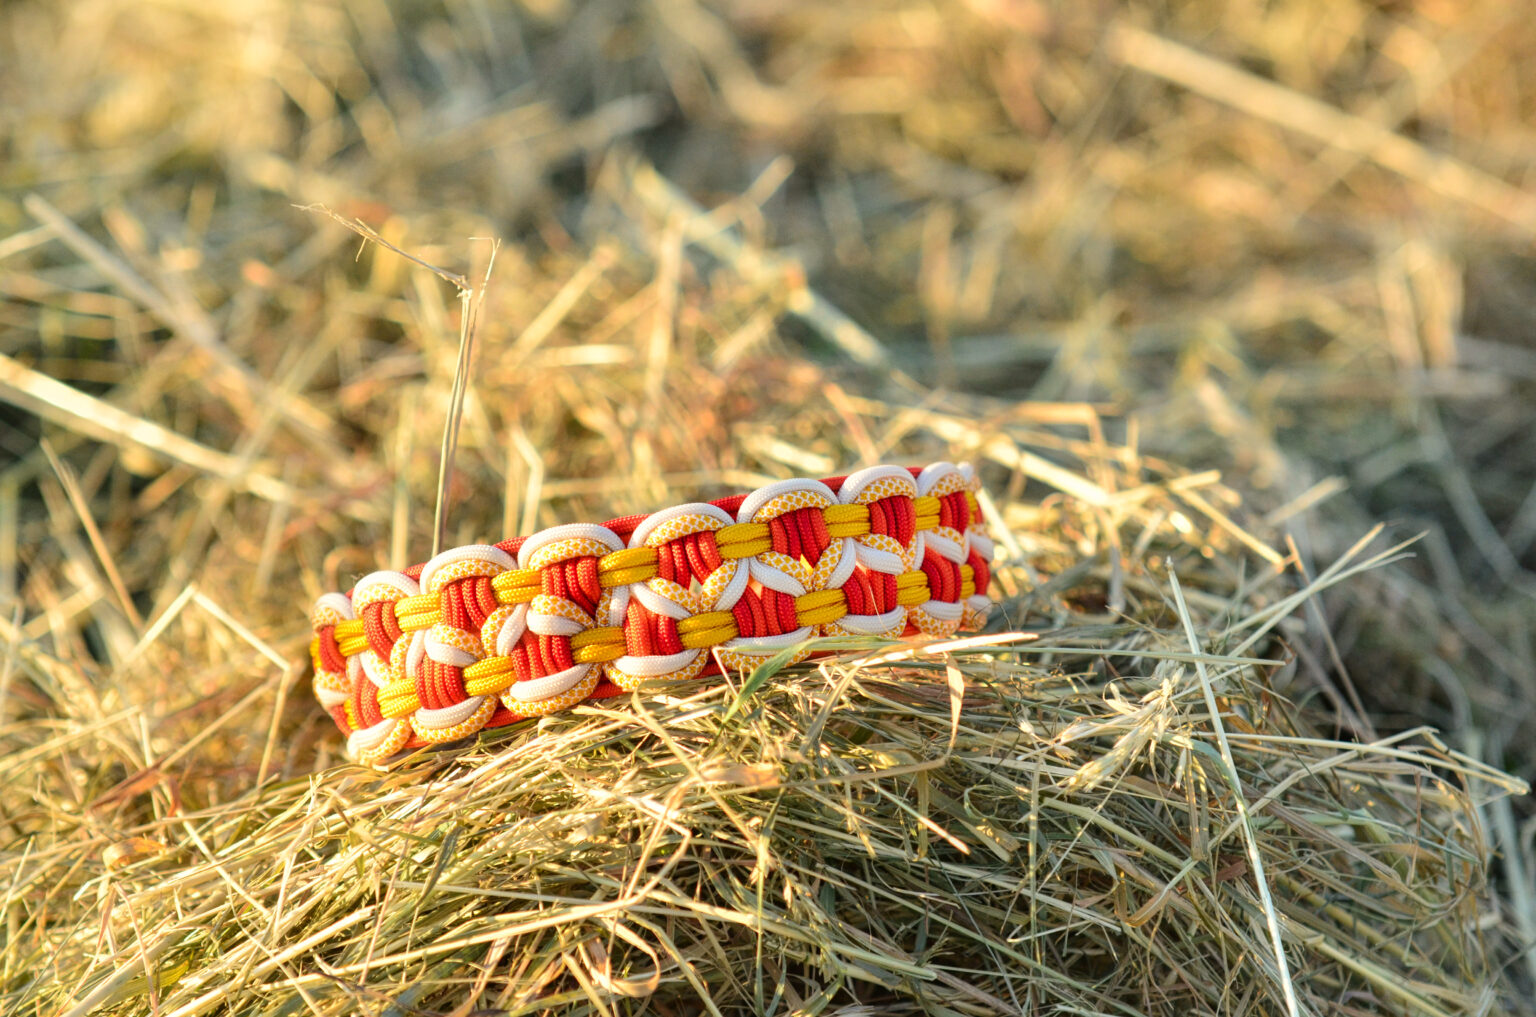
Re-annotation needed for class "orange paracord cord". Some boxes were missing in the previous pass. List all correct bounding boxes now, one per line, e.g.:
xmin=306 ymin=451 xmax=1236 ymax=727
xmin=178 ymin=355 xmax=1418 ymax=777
xmin=308 ymin=462 xmax=996 ymax=762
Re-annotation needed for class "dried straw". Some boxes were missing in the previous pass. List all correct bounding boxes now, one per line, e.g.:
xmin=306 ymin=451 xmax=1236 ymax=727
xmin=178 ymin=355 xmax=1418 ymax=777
xmin=2 ymin=0 xmax=1534 ymax=1013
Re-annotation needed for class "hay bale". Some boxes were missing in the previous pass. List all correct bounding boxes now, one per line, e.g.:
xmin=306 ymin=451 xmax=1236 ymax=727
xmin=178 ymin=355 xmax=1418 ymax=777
xmin=5 ymin=428 xmax=1525 ymax=1014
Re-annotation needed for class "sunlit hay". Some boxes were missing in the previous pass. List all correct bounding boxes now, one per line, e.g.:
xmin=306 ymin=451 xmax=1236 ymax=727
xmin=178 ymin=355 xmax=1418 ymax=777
xmin=2 ymin=0 xmax=1534 ymax=1014
xmin=3 ymin=420 xmax=1526 ymax=1015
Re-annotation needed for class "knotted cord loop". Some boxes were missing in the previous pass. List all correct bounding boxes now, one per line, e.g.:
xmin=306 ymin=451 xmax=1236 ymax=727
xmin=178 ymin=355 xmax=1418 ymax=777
xmin=307 ymin=462 xmax=998 ymax=760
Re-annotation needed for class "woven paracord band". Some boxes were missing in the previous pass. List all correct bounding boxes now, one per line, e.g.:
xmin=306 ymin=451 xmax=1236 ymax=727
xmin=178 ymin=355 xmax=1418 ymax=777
xmin=308 ymin=462 xmax=996 ymax=762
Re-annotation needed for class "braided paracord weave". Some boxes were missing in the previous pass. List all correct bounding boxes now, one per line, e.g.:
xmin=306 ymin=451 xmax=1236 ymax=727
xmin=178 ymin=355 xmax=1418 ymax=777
xmin=308 ymin=462 xmax=996 ymax=762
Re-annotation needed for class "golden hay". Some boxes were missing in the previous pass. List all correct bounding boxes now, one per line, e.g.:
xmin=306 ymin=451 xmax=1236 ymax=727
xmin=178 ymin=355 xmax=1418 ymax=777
xmin=1 ymin=0 xmax=1533 ymax=1013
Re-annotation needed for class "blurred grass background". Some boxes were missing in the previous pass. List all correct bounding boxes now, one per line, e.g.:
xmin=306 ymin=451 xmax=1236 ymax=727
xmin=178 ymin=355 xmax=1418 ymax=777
xmin=2 ymin=0 xmax=1535 ymax=1012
